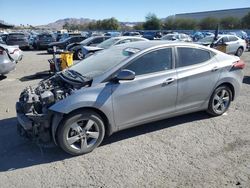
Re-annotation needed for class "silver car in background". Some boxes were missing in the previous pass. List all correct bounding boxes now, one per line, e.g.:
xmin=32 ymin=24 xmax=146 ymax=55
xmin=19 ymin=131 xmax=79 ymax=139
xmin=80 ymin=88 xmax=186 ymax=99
xmin=16 ymin=41 xmax=245 ymax=155
xmin=197 ymin=34 xmax=247 ymax=56
xmin=0 ymin=44 xmax=23 ymax=75
xmin=81 ymin=36 xmax=149 ymax=59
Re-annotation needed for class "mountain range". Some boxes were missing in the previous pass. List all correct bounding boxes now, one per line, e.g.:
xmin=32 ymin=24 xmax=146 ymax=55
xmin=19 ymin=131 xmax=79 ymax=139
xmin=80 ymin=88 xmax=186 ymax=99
xmin=38 ymin=18 xmax=139 ymax=30
xmin=38 ymin=18 xmax=95 ymax=29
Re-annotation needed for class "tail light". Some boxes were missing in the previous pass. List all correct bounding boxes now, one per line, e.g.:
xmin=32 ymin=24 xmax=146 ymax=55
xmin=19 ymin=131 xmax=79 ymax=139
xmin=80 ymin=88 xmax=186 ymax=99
xmin=10 ymin=49 xmax=19 ymax=54
xmin=233 ymin=60 xmax=246 ymax=69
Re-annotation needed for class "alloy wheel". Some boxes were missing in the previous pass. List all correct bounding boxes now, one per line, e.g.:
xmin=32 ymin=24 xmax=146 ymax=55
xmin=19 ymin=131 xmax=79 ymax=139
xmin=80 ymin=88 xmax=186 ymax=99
xmin=66 ymin=119 xmax=100 ymax=151
xmin=212 ymin=89 xmax=230 ymax=114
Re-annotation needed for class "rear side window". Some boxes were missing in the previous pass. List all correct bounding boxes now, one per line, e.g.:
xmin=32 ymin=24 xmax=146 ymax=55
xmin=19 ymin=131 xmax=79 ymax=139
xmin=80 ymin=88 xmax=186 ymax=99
xmin=228 ymin=36 xmax=238 ymax=42
xmin=177 ymin=47 xmax=211 ymax=68
xmin=125 ymin=48 xmax=172 ymax=76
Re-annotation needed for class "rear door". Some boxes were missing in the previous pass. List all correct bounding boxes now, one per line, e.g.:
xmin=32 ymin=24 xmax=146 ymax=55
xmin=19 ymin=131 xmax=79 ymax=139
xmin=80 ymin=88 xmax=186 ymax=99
xmin=227 ymin=36 xmax=240 ymax=54
xmin=175 ymin=47 xmax=220 ymax=111
xmin=217 ymin=36 xmax=229 ymax=53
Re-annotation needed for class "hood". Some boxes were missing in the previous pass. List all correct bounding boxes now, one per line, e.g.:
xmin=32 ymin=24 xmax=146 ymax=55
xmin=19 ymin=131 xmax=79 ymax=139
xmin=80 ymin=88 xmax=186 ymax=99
xmin=48 ymin=41 xmax=64 ymax=47
xmin=18 ymin=72 xmax=92 ymax=114
xmin=82 ymin=46 xmax=104 ymax=55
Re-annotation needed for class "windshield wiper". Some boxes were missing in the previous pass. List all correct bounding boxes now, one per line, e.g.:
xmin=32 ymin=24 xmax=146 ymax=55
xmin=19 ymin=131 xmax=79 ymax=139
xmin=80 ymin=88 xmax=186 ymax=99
xmin=65 ymin=69 xmax=92 ymax=82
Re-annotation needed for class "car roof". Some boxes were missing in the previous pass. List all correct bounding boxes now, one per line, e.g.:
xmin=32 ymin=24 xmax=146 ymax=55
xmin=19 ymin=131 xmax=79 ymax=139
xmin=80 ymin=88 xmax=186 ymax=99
xmin=116 ymin=41 xmax=205 ymax=51
xmin=218 ymin=34 xmax=240 ymax=38
xmin=112 ymin=36 xmax=148 ymax=40
xmin=9 ymin=32 xmax=25 ymax=35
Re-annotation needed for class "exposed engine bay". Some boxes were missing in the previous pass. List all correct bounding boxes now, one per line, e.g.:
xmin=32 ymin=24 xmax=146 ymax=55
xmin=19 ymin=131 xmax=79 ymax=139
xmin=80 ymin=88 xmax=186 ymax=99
xmin=16 ymin=70 xmax=92 ymax=143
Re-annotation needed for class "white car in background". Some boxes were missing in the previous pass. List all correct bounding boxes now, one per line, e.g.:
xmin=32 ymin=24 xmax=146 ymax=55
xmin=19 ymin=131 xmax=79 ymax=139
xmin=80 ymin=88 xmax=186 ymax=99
xmin=0 ymin=44 xmax=23 ymax=75
xmin=161 ymin=33 xmax=193 ymax=42
xmin=197 ymin=35 xmax=247 ymax=57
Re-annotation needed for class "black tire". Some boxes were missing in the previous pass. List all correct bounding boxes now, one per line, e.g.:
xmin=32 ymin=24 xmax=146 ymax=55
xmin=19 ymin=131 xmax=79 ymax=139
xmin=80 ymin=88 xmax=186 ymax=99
xmin=236 ymin=47 xmax=243 ymax=57
xmin=57 ymin=110 xmax=105 ymax=155
xmin=76 ymin=49 xmax=84 ymax=60
xmin=207 ymin=85 xmax=232 ymax=116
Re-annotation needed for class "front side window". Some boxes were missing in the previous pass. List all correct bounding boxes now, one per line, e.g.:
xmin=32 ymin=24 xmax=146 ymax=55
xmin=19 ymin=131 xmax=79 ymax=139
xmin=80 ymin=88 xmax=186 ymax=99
xmin=97 ymin=38 xmax=120 ymax=49
xmin=177 ymin=47 xmax=211 ymax=68
xmin=125 ymin=48 xmax=172 ymax=76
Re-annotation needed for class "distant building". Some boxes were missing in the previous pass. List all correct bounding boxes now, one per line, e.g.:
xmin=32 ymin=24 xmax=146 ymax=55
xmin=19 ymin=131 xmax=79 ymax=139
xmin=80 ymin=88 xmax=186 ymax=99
xmin=175 ymin=7 xmax=250 ymax=20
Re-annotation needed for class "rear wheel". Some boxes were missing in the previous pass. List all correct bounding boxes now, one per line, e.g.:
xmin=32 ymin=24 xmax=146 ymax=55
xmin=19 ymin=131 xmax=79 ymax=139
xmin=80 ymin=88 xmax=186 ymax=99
xmin=236 ymin=47 xmax=243 ymax=57
xmin=57 ymin=110 xmax=105 ymax=155
xmin=207 ymin=85 xmax=232 ymax=116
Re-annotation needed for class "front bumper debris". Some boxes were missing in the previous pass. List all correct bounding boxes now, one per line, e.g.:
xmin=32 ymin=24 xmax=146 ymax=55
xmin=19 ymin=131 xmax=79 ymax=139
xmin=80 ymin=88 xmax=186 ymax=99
xmin=16 ymin=102 xmax=51 ymax=143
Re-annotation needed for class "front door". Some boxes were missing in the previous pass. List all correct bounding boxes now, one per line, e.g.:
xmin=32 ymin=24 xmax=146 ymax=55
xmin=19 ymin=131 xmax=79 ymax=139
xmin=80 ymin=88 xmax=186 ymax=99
xmin=112 ymin=48 xmax=178 ymax=129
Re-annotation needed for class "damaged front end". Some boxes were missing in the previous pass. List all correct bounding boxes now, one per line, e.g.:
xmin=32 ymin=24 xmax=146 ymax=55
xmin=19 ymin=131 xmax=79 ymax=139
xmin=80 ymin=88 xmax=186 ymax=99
xmin=16 ymin=70 xmax=92 ymax=143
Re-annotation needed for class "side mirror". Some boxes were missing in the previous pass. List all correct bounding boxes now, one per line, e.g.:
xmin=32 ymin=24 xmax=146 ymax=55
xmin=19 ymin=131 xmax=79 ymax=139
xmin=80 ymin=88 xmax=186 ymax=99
xmin=115 ymin=69 xmax=135 ymax=81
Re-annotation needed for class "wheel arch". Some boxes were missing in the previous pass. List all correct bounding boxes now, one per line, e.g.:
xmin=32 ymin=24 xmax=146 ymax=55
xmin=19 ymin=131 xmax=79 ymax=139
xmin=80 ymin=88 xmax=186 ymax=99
xmin=216 ymin=82 xmax=235 ymax=101
xmin=51 ymin=106 xmax=113 ymax=145
xmin=69 ymin=107 xmax=112 ymax=136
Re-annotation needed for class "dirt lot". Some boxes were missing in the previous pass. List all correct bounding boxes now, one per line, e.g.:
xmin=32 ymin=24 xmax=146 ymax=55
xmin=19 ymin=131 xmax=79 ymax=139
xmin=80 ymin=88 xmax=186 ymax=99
xmin=0 ymin=50 xmax=250 ymax=188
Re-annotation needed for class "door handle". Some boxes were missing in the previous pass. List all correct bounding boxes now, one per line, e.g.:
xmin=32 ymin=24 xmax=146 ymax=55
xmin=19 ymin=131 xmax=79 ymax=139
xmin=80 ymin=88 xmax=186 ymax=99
xmin=163 ymin=78 xmax=175 ymax=85
xmin=212 ymin=66 xmax=219 ymax=72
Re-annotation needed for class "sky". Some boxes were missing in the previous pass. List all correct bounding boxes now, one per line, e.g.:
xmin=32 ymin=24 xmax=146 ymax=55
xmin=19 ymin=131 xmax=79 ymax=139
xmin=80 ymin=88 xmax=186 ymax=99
xmin=1 ymin=0 xmax=250 ymax=26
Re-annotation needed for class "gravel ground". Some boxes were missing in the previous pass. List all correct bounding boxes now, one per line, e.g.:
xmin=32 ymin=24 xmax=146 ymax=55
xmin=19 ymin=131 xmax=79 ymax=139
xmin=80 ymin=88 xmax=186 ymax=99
xmin=0 ymin=50 xmax=250 ymax=188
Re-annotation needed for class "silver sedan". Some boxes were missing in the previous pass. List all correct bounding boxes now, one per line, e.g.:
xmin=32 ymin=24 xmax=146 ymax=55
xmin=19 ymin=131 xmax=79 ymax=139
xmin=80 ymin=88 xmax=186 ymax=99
xmin=16 ymin=41 xmax=245 ymax=155
xmin=0 ymin=44 xmax=23 ymax=75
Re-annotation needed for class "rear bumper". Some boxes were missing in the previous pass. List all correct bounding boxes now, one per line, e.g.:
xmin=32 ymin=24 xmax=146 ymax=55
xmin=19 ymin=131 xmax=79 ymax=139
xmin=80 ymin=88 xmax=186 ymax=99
xmin=19 ymin=45 xmax=30 ymax=50
xmin=0 ymin=59 xmax=16 ymax=75
xmin=37 ymin=43 xmax=50 ymax=49
xmin=7 ymin=43 xmax=30 ymax=50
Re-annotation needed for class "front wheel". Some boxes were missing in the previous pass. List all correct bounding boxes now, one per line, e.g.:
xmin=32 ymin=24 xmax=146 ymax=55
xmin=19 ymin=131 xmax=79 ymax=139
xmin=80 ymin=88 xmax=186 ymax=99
xmin=207 ymin=86 xmax=232 ymax=116
xmin=57 ymin=110 xmax=105 ymax=155
xmin=76 ymin=49 xmax=84 ymax=60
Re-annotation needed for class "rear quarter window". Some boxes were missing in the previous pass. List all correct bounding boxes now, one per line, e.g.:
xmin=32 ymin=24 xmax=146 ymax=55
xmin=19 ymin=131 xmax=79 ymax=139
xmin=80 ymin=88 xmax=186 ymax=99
xmin=177 ymin=47 xmax=212 ymax=68
xmin=228 ymin=36 xmax=238 ymax=42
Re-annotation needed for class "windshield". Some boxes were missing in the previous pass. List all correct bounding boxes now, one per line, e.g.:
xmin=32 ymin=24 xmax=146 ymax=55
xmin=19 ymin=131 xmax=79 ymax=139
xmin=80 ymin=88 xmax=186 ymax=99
xmin=162 ymin=34 xmax=178 ymax=40
xmin=70 ymin=46 xmax=137 ymax=78
xmin=38 ymin=34 xmax=53 ymax=40
xmin=97 ymin=38 xmax=120 ymax=49
xmin=198 ymin=36 xmax=215 ymax=43
xmin=80 ymin=37 xmax=95 ymax=45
